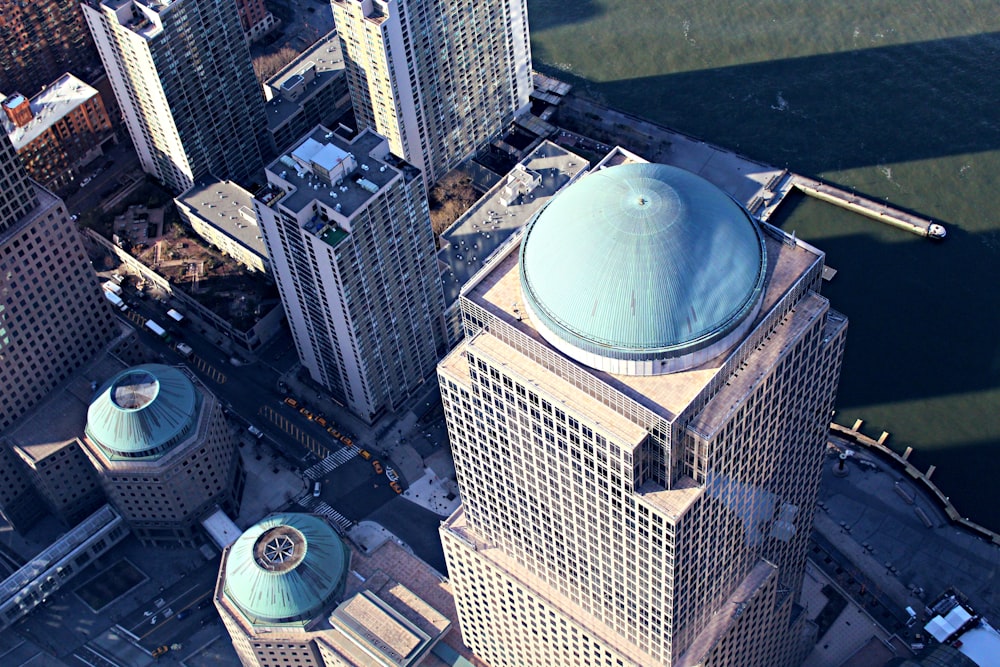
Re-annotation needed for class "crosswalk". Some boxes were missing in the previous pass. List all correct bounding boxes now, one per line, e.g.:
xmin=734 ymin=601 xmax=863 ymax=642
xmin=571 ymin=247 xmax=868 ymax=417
xmin=296 ymin=496 xmax=353 ymax=532
xmin=304 ymin=447 xmax=359 ymax=479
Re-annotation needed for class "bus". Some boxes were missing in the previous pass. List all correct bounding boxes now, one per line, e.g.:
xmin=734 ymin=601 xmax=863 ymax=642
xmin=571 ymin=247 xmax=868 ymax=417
xmin=145 ymin=320 xmax=167 ymax=338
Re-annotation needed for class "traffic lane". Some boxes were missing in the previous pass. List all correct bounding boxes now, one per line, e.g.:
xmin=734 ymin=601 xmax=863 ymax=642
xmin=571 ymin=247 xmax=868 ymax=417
xmin=319 ymin=457 xmax=398 ymax=521
xmin=121 ymin=565 xmax=218 ymax=649
xmin=366 ymin=497 xmax=448 ymax=574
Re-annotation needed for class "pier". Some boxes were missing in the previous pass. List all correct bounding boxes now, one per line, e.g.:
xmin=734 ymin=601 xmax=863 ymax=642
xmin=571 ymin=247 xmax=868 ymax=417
xmin=757 ymin=172 xmax=946 ymax=240
xmin=829 ymin=421 xmax=999 ymax=546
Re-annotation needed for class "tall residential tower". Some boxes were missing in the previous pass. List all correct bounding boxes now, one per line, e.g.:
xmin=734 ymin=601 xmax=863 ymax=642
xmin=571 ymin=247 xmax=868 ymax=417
xmin=254 ymin=127 xmax=445 ymax=423
xmin=331 ymin=0 xmax=532 ymax=184
xmin=438 ymin=151 xmax=848 ymax=666
xmin=82 ymin=0 xmax=267 ymax=192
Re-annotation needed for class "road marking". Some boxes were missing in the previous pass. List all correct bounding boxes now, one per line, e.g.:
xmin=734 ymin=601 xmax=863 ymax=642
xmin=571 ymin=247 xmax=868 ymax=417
xmin=304 ymin=448 xmax=359 ymax=479
xmin=259 ymin=406 xmax=329 ymax=458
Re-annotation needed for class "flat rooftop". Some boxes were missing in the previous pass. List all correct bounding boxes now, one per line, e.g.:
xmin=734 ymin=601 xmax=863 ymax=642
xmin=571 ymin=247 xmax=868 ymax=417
xmin=438 ymin=140 xmax=588 ymax=307
xmin=463 ymin=219 xmax=823 ymax=420
xmin=260 ymin=128 xmax=409 ymax=228
xmin=264 ymin=31 xmax=346 ymax=132
xmin=2 ymin=74 xmax=99 ymax=149
xmin=5 ymin=348 xmax=127 ymax=461
xmin=175 ymin=178 xmax=266 ymax=257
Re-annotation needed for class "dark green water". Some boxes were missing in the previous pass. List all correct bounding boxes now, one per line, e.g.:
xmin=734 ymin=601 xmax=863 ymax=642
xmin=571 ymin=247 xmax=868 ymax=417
xmin=528 ymin=1 xmax=1000 ymax=528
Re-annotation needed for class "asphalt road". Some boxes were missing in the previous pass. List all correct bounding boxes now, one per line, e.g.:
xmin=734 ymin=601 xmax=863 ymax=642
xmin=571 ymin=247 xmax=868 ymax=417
xmin=109 ymin=288 xmax=413 ymax=543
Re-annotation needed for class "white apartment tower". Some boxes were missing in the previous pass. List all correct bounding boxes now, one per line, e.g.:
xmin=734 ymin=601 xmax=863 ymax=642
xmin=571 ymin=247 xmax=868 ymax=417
xmin=82 ymin=0 xmax=267 ymax=193
xmin=331 ymin=0 xmax=532 ymax=184
xmin=254 ymin=127 xmax=445 ymax=423
xmin=438 ymin=152 xmax=848 ymax=666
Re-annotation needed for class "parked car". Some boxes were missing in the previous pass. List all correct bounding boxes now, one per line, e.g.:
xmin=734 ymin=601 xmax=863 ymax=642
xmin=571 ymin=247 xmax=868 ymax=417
xmin=248 ymin=425 xmax=264 ymax=439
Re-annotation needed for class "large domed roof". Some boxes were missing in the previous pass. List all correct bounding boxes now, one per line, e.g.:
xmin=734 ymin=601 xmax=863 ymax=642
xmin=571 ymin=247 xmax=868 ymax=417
xmin=223 ymin=513 xmax=349 ymax=626
xmin=519 ymin=162 xmax=766 ymax=375
xmin=85 ymin=364 xmax=199 ymax=459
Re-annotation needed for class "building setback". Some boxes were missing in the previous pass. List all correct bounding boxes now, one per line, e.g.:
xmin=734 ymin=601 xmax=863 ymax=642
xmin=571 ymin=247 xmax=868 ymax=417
xmin=82 ymin=0 xmax=267 ymax=193
xmin=0 ymin=132 xmax=118 ymax=431
xmin=254 ymin=127 xmax=445 ymax=423
xmin=80 ymin=364 xmax=245 ymax=547
xmin=263 ymin=30 xmax=352 ymax=155
xmin=2 ymin=73 xmax=116 ymax=190
xmin=331 ymin=0 xmax=532 ymax=184
xmin=438 ymin=150 xmax=848 ymax=666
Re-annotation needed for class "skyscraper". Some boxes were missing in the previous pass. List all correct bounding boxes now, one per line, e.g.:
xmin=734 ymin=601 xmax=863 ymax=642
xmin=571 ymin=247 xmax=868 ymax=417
xmin=438 ymin=150 xmax=848 ymax=666
xmin=0 ymin=132 xmax=118 ymax=430
xmin=254 ymin=127 xmax=445 ymax=423
xmin=82 ymin=0 xmax=267 ymax=193
xmin=331 ymin=0 xmax=532 ymax=184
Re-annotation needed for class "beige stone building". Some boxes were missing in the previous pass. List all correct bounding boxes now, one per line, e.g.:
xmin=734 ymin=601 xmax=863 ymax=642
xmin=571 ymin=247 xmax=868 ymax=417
xmin=331 ymin=0 xmax=532 ymax=185
xmin=0 ymin=132 xmax=118 ymax=432
xmin=438 ymin=150 xmax=848 ymax=666
xmin=215 ymin=513 xmax=466 ymax=667
xmin=80 ymin=363 xmax=245 ymax=546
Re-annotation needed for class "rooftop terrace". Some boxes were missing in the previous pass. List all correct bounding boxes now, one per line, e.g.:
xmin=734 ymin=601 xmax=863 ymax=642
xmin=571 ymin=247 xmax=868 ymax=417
xmin=264 ymin=31 xmax=346 ymax=132
xmin=438 ymin=140 xmax=588 ymax=308
xmin=259 ymin=127 xmax=416 ymax=248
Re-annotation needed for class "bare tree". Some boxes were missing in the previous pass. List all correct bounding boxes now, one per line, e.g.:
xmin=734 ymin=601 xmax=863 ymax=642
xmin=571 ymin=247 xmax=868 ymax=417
xmin=253 ymin=47 xmax=300 ymax=84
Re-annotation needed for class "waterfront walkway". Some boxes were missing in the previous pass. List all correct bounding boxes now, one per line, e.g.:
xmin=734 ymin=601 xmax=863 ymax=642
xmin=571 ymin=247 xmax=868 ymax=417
xmin=557 ymin=94 xmax=944 ymax=240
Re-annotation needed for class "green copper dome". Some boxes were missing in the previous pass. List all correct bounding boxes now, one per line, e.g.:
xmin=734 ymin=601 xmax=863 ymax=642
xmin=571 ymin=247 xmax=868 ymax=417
xmin=223 ymin=513 xmax=349 ymax=626
xmin=519 ymin=162 xmax=766 ymax=375
xmin=85 ymin=364 xmax=199 ymax=459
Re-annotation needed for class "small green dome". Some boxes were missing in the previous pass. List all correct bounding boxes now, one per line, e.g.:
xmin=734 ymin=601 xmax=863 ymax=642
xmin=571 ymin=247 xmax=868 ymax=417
xmin=85 ymin=364 xmax=199 ymax=459
xmin=223 ymin=513 xmax=349 ymax=626
xmin=519 ymin=162 xmax=766 ymax=374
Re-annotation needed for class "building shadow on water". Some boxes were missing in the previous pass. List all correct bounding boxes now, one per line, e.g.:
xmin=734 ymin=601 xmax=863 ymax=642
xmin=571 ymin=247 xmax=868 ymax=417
xmin=527 ymin=0 xmax=603 ymax=33
xmin=540 ymin=31 xmax=1000 ymax=175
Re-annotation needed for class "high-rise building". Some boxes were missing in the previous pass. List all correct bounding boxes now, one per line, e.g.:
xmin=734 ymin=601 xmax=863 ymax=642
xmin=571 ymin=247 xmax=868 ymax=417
xmin=0 ymin=133 xmax=118 ymax=430
xmin=82 ymin=0 xmax=267 ymax=193
xmin=331 ymin=0 xmax=532 ymax=184
xmin=0 ymin=0 xmax=102 ymax=97
xmin=254 ymin=127 xmax=445 ymax=423
xmin=438 ymin=151 xmax=848 ymax=666
xmin=80 ymin=363 xmax=245 ymax=547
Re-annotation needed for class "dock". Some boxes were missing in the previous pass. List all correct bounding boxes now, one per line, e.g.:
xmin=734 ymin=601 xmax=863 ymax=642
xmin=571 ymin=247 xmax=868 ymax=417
xmin=756 ymin=172 xmax=946 ymax=240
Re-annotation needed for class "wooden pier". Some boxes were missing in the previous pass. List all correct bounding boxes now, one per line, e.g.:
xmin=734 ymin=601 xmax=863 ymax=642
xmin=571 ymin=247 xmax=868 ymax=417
xmin=756 ymin=172 xmax=946 ymax=240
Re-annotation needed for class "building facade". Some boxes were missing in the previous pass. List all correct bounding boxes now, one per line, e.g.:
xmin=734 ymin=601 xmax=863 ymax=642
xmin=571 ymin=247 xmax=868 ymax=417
xmin=438 ymin=153 xmax=848 ymax=666
xmin=2 ymin=73 xmax=116 ymax=190
xmin=331 ymin=0 xmax=532 ymax=184
xmin=0 ymin=133 xmax=118 ymax=430
xmin=82 ymin=0 xmax=267 ymax=193
xmin=254 ymin=127 xmax=445 ymax=423
xmin=0 ymin=0 xmax=102 ymax=98
xmin=80 ymin=363 xmax=245 ymax=546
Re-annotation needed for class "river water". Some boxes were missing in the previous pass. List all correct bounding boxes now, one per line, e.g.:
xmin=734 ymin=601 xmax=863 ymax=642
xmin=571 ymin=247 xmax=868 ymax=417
xmin=527 ymin=1 xmax=1000 ymax=529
